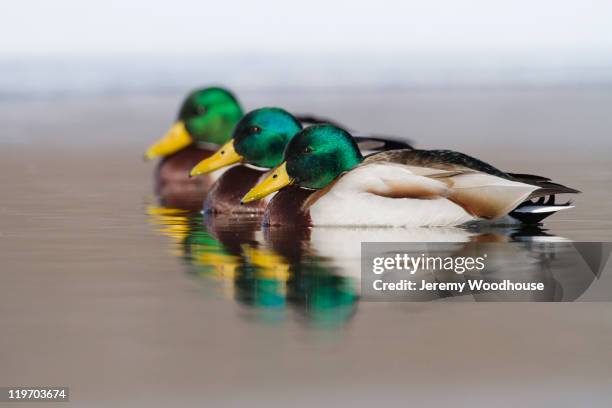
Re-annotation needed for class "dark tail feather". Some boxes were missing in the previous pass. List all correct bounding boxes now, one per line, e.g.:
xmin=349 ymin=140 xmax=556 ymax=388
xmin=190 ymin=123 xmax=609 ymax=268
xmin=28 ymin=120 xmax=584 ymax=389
xmin=527 ymin=182 xmax=581 ymax=200
xmin=508 ymin=172 xmax=580 ymax=199
xmin=509 ymin=175 xmax=579 ymax=224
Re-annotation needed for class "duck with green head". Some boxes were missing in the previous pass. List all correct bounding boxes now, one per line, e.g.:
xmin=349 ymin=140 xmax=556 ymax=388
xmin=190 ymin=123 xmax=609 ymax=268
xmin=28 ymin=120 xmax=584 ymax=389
xmin=144 ymin=87 xmax=244 ymax=210
xmin=241 ymin=125 xmax=579 ymax=227
xmin=188 ymin=107 xmax=303 ymax=214
xmin=189 ymin=107 xmax=411 ymax=214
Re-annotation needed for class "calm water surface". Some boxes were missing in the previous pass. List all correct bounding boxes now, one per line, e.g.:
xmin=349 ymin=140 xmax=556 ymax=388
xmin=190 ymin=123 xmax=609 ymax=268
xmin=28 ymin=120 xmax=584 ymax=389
xmin=1 ymin=90 xmax=612 ymax=406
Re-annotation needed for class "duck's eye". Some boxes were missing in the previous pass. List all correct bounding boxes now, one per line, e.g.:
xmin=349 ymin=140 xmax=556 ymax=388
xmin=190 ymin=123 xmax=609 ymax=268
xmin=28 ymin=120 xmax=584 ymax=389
xmin=303 ymin=146 xmax=313 ymax=154
xmin=248 ymin=126 xmax=262 ymax=134
xmin=196 ymin=105 xmax=207 ymax=115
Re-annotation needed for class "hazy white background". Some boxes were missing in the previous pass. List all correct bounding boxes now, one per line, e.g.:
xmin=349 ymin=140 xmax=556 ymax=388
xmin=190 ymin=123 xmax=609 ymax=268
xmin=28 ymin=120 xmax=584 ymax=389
xmin=1 ymin=1 xmax=612 ymax=96
xmin=2 ymin=0 xmax=612 ymax=55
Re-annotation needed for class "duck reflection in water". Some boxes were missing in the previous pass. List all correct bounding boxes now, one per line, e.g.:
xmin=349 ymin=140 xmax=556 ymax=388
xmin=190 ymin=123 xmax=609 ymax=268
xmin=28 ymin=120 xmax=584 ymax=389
xmin=147 ymin=205 xmax=597 ymax=316
xmin=147 ymin=207 xmax=358 ymax=327
xmin=301 ymin=224 xmax=596 ymax=302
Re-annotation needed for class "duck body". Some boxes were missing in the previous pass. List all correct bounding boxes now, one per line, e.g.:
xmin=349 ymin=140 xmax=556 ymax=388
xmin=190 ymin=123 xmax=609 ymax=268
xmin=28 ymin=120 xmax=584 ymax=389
xmin=303 ymin=162 xmax=527 ymax=227
xmin=203 ymin=165 xmax=269 ymax=214
xmin=263 ymin=186 xmax=314 ymax=226
xmin=145 ymin=87 xmax=245 ymax=210
xmin=265 ymin=159 xmax=576 ymax=227
xmin=263 ymin=162 xmax=502 ymax=227
xmin=155 ymin=145 xmax=217 ymax=211
xmin=246 ymin=126 xmax=579 ymax=228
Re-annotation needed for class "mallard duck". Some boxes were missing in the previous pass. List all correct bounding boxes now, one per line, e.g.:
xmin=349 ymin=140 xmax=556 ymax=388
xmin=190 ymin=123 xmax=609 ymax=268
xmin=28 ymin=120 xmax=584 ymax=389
xmin=241 ymin=125 xmax=579 ymax=227
xmin=144 ymin=87 xmax=244 ymax=210
xmin=189 ymin=107 xmax=410 ymax=214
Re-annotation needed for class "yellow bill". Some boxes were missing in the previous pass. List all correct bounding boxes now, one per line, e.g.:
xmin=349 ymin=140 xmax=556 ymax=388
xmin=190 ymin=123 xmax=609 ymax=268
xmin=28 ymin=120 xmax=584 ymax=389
xmin=241 ymin=162 xmax=293 ymax=204
xmin=144 ymin=121 xmax=192 ymax=160
xmin=189 ymin=140 xmax=242 ymax=177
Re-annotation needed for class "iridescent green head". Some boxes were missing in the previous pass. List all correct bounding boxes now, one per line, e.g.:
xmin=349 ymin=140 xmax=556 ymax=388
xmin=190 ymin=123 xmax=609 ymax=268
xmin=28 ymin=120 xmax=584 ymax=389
xmin=241 ymin=125 xmax=364 ymax=203
xmin=189 ymin=107 xmax=303 ymax=176
xmin=284 ymin=125 xmax=363 ymax=189
xmin=145 ymin=87 xmax=243 ymax=160
xmin=178 ymin=87 xmax=243 ymax=145
xmin=233 ymin=108 xmax=302 ymax=168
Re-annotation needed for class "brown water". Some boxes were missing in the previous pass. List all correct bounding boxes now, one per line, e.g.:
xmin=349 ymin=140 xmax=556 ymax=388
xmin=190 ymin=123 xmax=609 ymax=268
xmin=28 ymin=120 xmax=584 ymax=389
xmin=1 ymin=88 xmax=612 ymax=406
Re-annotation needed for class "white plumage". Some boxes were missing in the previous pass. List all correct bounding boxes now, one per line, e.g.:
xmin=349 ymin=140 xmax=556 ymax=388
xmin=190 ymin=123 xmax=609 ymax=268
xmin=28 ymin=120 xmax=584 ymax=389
xmin=307 ymin=163 xmax=540 ymax=227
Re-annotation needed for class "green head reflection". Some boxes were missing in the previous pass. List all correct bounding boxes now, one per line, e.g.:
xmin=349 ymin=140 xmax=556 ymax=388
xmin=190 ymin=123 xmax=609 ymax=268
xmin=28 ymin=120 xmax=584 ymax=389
xmin=146 ymin=208 xmax=358 ymax=328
